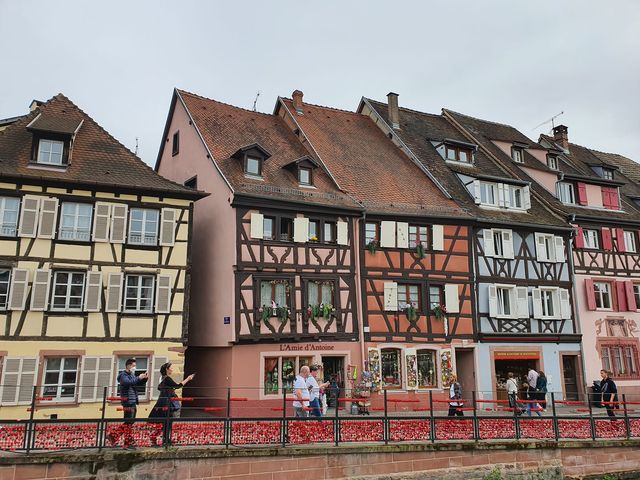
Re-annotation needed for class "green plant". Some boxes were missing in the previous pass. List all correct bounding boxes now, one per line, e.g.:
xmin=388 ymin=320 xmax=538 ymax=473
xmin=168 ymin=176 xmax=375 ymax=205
xmin=415 ymin=242 xmax=425 ymax=259
xmin=322 ymin=303 xmax=333 ymax=319
xmin=260 ymin=306 xmax=273 ymax=323
xmin=483 ymin=466 xmax=502 ymax=480
xmin=405 ymin=303 xmax=418 ymax=322
xmin=276 ymin=306 xmax=289 ymax=323
xmin=433 ymin=304 xmax=447 ymax=320
xmin=308 ymin=304 xmax=321 ymax=321
xmin=366 ymin=240 xmax=378 ymax=254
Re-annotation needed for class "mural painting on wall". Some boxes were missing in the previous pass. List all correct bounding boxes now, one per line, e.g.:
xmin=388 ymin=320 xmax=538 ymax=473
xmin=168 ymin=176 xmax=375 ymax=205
xmin=441 ymin=349 xmax=453 ymax=382
xmin=406 ymin=351 xmax=418 ymax=389
xmin=367 ymin=348 xmax=381 ymax=389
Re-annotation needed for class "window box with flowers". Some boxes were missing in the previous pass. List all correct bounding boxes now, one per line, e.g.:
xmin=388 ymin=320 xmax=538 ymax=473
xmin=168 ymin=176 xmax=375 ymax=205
xmin=306 ymin=280 xmax=336 ymax=332
xmin=258 ymin=279 xmax=292 ymax=334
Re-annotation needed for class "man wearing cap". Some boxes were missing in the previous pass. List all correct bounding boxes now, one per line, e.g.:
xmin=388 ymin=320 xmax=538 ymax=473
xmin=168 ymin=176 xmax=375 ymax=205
xmin=307 ymin=365 xmax=330 ymax=417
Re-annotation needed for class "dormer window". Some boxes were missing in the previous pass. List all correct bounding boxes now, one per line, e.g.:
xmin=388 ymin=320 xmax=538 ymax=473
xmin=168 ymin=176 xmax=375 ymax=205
xmin=37 ymin=139 xmax=65 ymax=166
xmin=232 ymin=143 xmax=271 ymax=179
xmin=602 ymin=168 xmax=614 ymax=181
xmin=27 ymin=112 xmax=82 ymax=168
xmin=511 ymin=147 xmax=523 ymax=163
xmin=547 ymin=155 xmax=559 ymax=170
xmin=472 ymin=178 xmax=530 ymax=210
xmin=445 ymin=145 xmax=472 ymax=163
xmin=298 ymin=167 xmax=312 ymax=186
xmin=245 ymin=156 xmax=262 ymax=176
xmin=283 ymin=156 xmax=319 ymax=186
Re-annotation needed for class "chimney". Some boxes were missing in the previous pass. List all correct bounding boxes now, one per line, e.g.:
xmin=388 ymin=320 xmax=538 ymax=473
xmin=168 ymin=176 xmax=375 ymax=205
xmin=553 ymin=124 xmax=569 ymax=151
xmin=387 ymin=92 xmax=400 ymax=129
xmin=292 ymin=90 xmax=304 ymax=115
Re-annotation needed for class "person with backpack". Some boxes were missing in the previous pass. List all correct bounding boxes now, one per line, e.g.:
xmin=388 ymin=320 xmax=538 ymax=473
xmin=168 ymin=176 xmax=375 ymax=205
xmin=149 ymin=362 xmax=195 ymax=418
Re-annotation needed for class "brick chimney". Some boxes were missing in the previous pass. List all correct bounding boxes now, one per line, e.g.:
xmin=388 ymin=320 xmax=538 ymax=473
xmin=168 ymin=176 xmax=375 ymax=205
xmin=553 ymin=124 xmax=569 ymax=151
xmin=387 ymin=92 xmax=400 ymax=129
xmin=292 ymin=90 xmax=304 ymax=115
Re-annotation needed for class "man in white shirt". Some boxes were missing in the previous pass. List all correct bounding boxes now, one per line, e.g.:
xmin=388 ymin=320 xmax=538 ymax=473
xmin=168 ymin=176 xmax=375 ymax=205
xmin=307 ymin=365 xmax=330 ymax=417
xmin=293 ymin=365 xmax=311 ymax=417
xmin=527 ymin=368 xmax=539 ymax=390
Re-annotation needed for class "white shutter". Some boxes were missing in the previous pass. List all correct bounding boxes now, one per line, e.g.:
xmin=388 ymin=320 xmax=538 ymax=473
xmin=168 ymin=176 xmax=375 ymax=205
xmin=8 ymin=269 xmax=29 ymax=310
xmin=84 ymin=271 xmax=103 ymax=312
xmin=383 ymin=282 xmax=398 ymax=311
xmin=380 ymin=221 xmax=396 ymax=248
xmin=29 ymin=269 xmax=50 ymax=311
xmin=17 ymin=357 xmax=38 ymax=405
xmin=105 ymin=272 xmax=123 ymax=312
xmin=497 ymin=184 xmax=506 ymax=207
xmin=92 ymin=202 xmax=111 ymax=242
xmin=109 ymin=204 xmax=128 ymax=243
xmin=560 ymin=288 xmax=571 ymax=319
xmin=79 ymin=357 xmax=99 ymax=402
xmin=250 ymin=213 xmax=264 ymax=239
xmin=473 ymin=179 xmax=481 ymax=204
xmin=523 ymin=185 xmax=531 ymax=209
xmin=293 ymin=217 xmax=309 ymax=243
xmin=535 ymin=233 xmax=546 ymax=262
xmin=502 ymin=230 xmax=514 ymax=259
xmin=432 ymin=225 xmax=444 ymax=251
xmin=18 ymin=196 xmax=41 ymax=238
xmin=483 ymin=229 xmax=495 ymax=257
xmin=516 ymin=287 xmax=529 ymax=318
xmin=396 ymin=222 xmax=409 ymax=249
xmin=337 ymin=220 xmax=348 ymax=245
xmin=552 ymin=289 xmax=561 ymax=320
xmin=0 ymin=358 xmax=21 ymax=405
xmin=488 ymin=285 xmax=498 ymax=318
xmin=503 ymin=185 xmax=512 ymax=208
xmin=532 ymin=288 xmax=542 ymax=319
xmin=159 ymin=208 xmax=177 ymax=246
xmin=405 ymin=348 xmax=418 ymax=390
xmin=96 ymin=356 xmax=115 ymax=400
xmin=37 ymin=197 xmax=58 ymax=239
xmin=554 ymin=236 xmax=565 ymax=263
xmin=444 ymin=284 xmax=460 ymax=313
xmin=155 ymin=274 xmax=172 ymax=313
xmin=150 ymin=356 xmax=169 ymax=400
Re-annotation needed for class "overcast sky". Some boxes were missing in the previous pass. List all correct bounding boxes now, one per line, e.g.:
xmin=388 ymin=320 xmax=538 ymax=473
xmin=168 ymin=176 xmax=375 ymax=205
xmin=1 ymin=1 xmax=639 ymax=167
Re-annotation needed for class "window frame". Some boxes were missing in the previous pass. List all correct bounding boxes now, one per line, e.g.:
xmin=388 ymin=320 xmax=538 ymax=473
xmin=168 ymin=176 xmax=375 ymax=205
xmin=624 ymin=231 xmax=637 ymax=253
xmin=397 ymin=283 xmax=420 ymax=311
xmin=537 ymin=233 xmax=556 ymax=262
xmin=298 ymin=167 xmax=313 ymax=186
xmin=380 ymin=348 xmax=402 ymax=389
xmin=0 ymin=196 xmax=20 ymax=237
xmin=50 ymin=270 xmax=86 ymax=312
xmin=600 ymin=343 xmax=640 ymax=379
xmin=116 ymin=356 xmax=150 ymax=400
xmin=37 ymin=138 xmax=65 ymax=166
xmin=308 ymin=219 xmax=320 ymax=242
xmin=306 ymin=279 xmax=335 ymax=307
xmin=323 ymin=221 xmax=337 ymax=244
xmin=557 ymin=182 xmax=576 ymax=204
xmin=480 ymin=182 xmax=497 ymax=206
xmin=540 ymin=288 xmax=556 ymax=319
xmin=0 ymin=269 xmax=10 ymax=310
xmin=547 ymin=155 xmax=559 ymax=170
xmin=602 ymin=168 xmax=614 ymax=181
xmin=511 ymin=147 xmax=523 ymax=163
xmin=172 ymin=131 xmax=180 ymax=156
xmin=496 ymin=286 xmax=514 ymax=318
xmin=244 ymin=155 xmax=262 ymax=177
xmin=258 ymin=278 xmax=292 ymax=311
xmin=634 ymin=284 xmax=640 ymax=310
xmin=428 ymin=284 xmax=445 ymax=313
xmin=594 ymin=281 xmax=612 ymax=310
xmin=445 ymin=145 xmax=473 ymax=164
xmin=408 ymin=225 xmax=429 ymax=249
xmin=128 ymin=208 xmax=160 ymax=246
xmin=416 ymin=349 xmax=438 ymax=389
xmin=263 ymin=355 xmax=313 ymax=396
xmin=365 ymin=222 xmax=380 ymax=245
xmin=583 ymin=229 xmax=600 ymax=249
xmin=59 ymin=202 xmax=93 ymax=242
xmin=123 ymin=274 xmax=156 ymax=314
xmin=42 ymin=356 xmax=79 ymax=403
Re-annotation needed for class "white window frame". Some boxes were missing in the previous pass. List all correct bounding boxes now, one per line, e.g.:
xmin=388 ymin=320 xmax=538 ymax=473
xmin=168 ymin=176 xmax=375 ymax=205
xmin=128 ymin=208 xmax=159 ymax=245
xmin=50 ymin=271 xmax=86 ymax=312
xmin=0 ymin=196 xmax=20 ymax=237
xmin=246 ymin=156 xmax=261 ymax=176
xmin=558 ymin=182 xmax=575 ymax=204
xmin=634 ymin=284 xmax=640 ymax=310
xmin=480 ymin=182 xmax=497 ymax=206
xmin=602 ymin=169 xmax=614 ymax=181
xmin=536 ymin=233 xmax=556 ymax=262
xmin=42 ymin=357 xmax=79 ymax=402
xmin=59 ymin=202 xmax=93 ymax=241
xmin=540 ymin=288 xmax=556 ymax=318
xmin=508 ymin=185 xmax=524 ymax=209
xmin=123 ymin=274 xmax=155 ymax=314
xmin=262 ymin=355 xmax=314 ymax=396
xmin=0 ymin=269 xmax=10 ymax=310
xmin=397 ymin=284 xmax=419 ymax=311
xmin=415 ymin=349 xmax=438 ymax=389
xmin=594 ymin=282 xmax=612 ymax=310
xmin=584 ymin=229 xmax=600 ymax=249
xmin=116 ymin=356 xmax=150 ymax=401
xmin=37 ymin=139 xmax=65 ymax=166
xmin=496 ymin=286 xmax=515 ymax=318
xmin=624 ymin=231 xmax=637 ymax=253
xmin=512 ymin=148 xmax=523 ymax=163
xmin=547 ymin=156 xmax=558 ymax=170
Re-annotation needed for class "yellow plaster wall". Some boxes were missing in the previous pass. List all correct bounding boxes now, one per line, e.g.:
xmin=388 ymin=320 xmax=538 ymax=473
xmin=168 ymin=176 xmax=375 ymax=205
xmin=0 ymin=240 xmax=17 ymax=254
xmin=53 ymin=244 xmax=91 ymax=260
xmin=46 ymin=317 xmax=84 ymax=337
xmin=14 ymin=312 xmax=42 ymax=336
xmin=163 ymin=315 xmax=183 ymax=338
xmin=0 ymin=182 xmax=16 ymax=190
xmin=167 ymin=243 xmax=188 ymax=266
xmin=95 ymin=192 xmax=116 ymax=199
xmin=93 ymin=244 xmax=114 ymax=262
xmin=21 ymin=185 xmax=43 ymax=192
xmin=20 ymin=239 xmax=50 ymax=258
xmin=124 ymin=248 xmax=158 ymax=265
xmin=119 ymin=317 xmax=154 ymax=337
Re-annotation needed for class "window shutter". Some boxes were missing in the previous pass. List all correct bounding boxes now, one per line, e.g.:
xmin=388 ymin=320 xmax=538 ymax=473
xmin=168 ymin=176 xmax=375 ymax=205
xmin=584 ymin=278 xmax=596 ymax=311
xmin=615 ymin=281 xmax=627 ymax=312
xmin=0 ymin=358 xmax=21 ymax=405
xmin=159 ymin=208 xmax=176 ymax=246
xmin=8 ymin=269 xmax=29 ymax=310
xmin=554 ymin=236 xmax=565 ymax=262
xmin=516 ymin=287 xmax=529 ymax=318
xmin=532 ymin=288 xmax=542 ymax=319
xmin=105 ymin=272 xmax=123 ymax=312
xmin=92 ymin=202 xmax=111 ymax=242
xmin=615 ymin=228 xmax=625 ymax=252
xmin=625 ymin=281 xmax=637 ymax=311
xmin=575 ymin=227 xmax=585 ymax=249
xmin=396 ymin=222 xmax=409 ymax=249
xmin=383 ymin=282 xmax=398 ymax=311
xmin=96 ymin=356 xmax=115 ymax=400
xmin=523 ymin=185 xmax=531 ymax=209
xmin=150 ymin=356 xmax=169 ymax=400
xmin=37 ymin=197 xmax=58 ymax=239
xmin=380 ymin=221 xmax=396 ymax=248
xmin=503 ymin=185 xmax=512 ymax=208
xmin=337 ymin=220 xmax=348 ymax=245
xmin=250 ymin=213 xmax=264 ymax=239
xmin=29 ymin=269 xmax=50 ymax=311
xmin=610 ymin=188 xmax=620 ymax=210
xmin=483 ymin=229 xmax=494 ymax=257
xmin=534 ymin=233 xmax=546 ymax=262
xmin=472 ymin=179 xmax=481 ymax=204
xmin=84 ymin=271 xmax=103 ymax=312
xmin=560 ymin=289 xmax=571 ymax=319
xmin=551 ymin=289 xmax=561 ymax=320
xmin=367 ymin=348 xmax=382 ymax=389
xmin=293 ymin=217 xmax=309 ymax=243
xmin=432 ymin=225 xmax=444 ymax=251
xmin=17 ymin=358 xmax=38 ymax=405
xmin=577 ymin=183 xmax=588 ymax=205
xmin=444 ymin=284 xmax=460 ymax=313
xmin=18 ymin=196 xmax=41 ymax=238
xmin=602 ymin=228 xmax=613 ymax=251
xmin=502 ymin=230 xmax=514 ymax=259
xmin=404 ymin=348 xmax=418 ymax=390
xmin=155 ymin=274 xmax=172 ymax=313
xmin=79 ymin=357 xmax=100 ymax=402
xmin=110 ymin=204 xmax=128 ymax=243
xmin=488 ymin=285 xmax=498 ymax=318
xmin=497 ymin=184 xmax=506 ymax=207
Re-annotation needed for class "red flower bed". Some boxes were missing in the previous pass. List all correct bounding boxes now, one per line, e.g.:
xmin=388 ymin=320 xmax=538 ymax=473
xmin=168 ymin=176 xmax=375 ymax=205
xmin=434 ymin=419 xmax=474 ymax=440
xmin=389 ymin=419 xmax=430 ymax=441
xmin=558 ymin=419 xmax=591 ymax=439
xmin=519 ymin=419 xmax=554 ymax=439
xmin=105 ymin=422 xmax=164 ymax=448
xmin=0 ymin=425 xmax=25 ymax=451
xmin=33 ymin=423 xmax=99 ymax=450
xmin=595 ymin=419 xmax=627 ymax=439
xmin=478 ymin=419 xmax=515 ymax=440
xmin=288 ymin=420 xmax=334 ymax=444
xmin=171 ymin=421 xmax=224 ymax=446
xmin=630 ymin=419 xmax=640 ymax=437
xmin=231 ymin=421 xmax=280 ymax=445
xmin=339 ymin=420 xmax=384 ymax=442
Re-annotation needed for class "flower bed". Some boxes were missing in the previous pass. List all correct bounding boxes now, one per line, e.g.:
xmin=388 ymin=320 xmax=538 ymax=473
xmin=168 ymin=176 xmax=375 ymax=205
xmin=339 ymin=420 xmax=384 ymax=442
xmin=389 ymin=419 xmax=430 ymax=441
xmin=171 ymin=421 xmax=225 ymax=446
xmin=519 ymin=419 xmax=554 ymax=439
xmin=0 ymin=425 xmax=25 ymax=451
xmin=558 ymin=419 xmax=592 ymax=439
xmin=231 ymin=420 xmax=280 ymax=445
xmin=478 ymin=419 xmax=516 ymax=440
xmin=594 ymin=419 xmax=627 ymax=439
xmin=288 ymin=420 xmax=334 ymax=444
xmin=434 ymin=419 xmax=474 ymax=440
xmin=33 ymin=423 xmax=99 ymax=450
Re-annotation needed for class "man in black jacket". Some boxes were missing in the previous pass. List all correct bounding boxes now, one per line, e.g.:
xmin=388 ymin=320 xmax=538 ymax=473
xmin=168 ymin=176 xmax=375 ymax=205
xmin=600 ymin=369 xmax=618 ymax=419
xmin=118 ymin=358 xmax=149 ymax=419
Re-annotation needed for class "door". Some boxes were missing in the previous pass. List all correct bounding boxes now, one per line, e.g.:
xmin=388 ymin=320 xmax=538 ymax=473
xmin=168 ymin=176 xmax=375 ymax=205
xmin=562 ymin=355 xmax=579 ymax=401
xmin=455 ymin=349 xmax=475 ymax=401
xmin=321 ymin=356 xmax=344 ymax=407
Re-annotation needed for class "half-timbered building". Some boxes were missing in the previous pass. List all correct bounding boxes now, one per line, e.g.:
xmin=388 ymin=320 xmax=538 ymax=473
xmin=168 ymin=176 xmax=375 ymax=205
xmin=0 ymin=95 xmax=203 ymax=418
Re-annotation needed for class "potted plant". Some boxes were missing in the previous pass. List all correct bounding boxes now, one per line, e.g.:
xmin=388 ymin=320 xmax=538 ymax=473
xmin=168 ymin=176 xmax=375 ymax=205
xmin=322 ymin=303 xmax=334 ymax=319
xmin=366 ymin=240 xmax=378 ymax=254
xmin=415 ymin=242 xmax=426 ymax=259
xmin=404 ymin=302 xmax=418 ymax=323
xmin=308 ymin=304 xmax=321 ymax=321
xmin=276 ymin=306 xmax=290 ymax=323
xmin=433 ymin=304 xmax=447 ymax=320
xmin=260 ymin=305 xmax=273 ymax=324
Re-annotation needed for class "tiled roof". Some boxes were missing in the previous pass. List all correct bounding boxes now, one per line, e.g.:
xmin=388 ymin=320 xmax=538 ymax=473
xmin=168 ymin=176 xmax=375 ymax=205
xmin=27 ymin=112 xmax=82 ymax=135
xmin=176 ymin=90 xmax=361 ymax=210
xmin=0 ymin=94 xmax=202 ymax=198
xmin=279 ymin=98 xmax=467 ymax=217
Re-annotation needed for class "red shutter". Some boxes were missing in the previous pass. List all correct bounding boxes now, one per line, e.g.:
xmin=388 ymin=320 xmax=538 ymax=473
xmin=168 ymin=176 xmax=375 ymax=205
xmin=616 ymin=228 xmax=625 ymax=252
xmin=625 ymin=281 xmax=637 ymax=311
xmin=602 ymin=228 xmax=613 ymax=250
xmin=611 ymin=189 xmax=620 ymax=210
xmin=601 ymin=187 xmax=611 ymax=209
xmin=575 ymin=227 xmax=585 ymax=249
xmin=584 ymin=278 xmax=597 ymax=311
xmin=577 ymin=183 xmax=588 ymax=205
xmin=616 ymin=281 xmax=627 ymax=312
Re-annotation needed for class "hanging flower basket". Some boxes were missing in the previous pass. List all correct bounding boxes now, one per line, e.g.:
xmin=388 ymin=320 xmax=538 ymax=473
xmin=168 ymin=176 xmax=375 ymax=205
xmin=276 ymin=306 xmax=290 ymax=323
xmin=366 ymin=240 xmax=379 ymax=254
xmin=260 ymin=306 xmax=273 ymax=323
xmin=322 ymin=303 xmax=334 ymax=319
xmin=404 ymin=303 xmax=418 ymax=322
xmin=433 ymin=304 xmax=447 ymax=320
xmin=415 ymin=243 xmax=426 ymax=259
xmin=308 ymin=304 xmax=322 ymax=322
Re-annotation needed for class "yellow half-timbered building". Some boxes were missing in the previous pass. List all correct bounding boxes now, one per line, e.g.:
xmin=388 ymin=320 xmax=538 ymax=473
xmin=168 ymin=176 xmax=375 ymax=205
xmin=0 ymin=95 xmax=204 ymax=419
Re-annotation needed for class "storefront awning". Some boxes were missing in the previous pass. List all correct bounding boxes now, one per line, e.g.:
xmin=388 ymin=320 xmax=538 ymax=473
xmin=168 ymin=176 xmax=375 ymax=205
xmin=494 ymin=352 xmax=540 ymax=361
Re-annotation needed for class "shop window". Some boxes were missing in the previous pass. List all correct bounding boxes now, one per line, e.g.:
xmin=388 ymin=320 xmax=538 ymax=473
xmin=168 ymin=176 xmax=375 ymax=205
xmin=409 ymin=225 xmax=428 ymax=248
xmin=116 ymin=356 xmax=149 ymax=399
xmin=307 ymin=280 xmax=333 ymax=307
xmin=397 ymin=284 xmax=419 ymax=310
xmin=0 ymin=269 xmax=10 ymax=310
xmin=594 ymin=282 xmax=612 ymax=309
xmin=381 ymin=348 xmax=402 ymax=388
xmin=43 ymin=357 xmax=78 ymax=401
xmin=259 ymin=280 xmax=290 ymax=310
xmin=0 ymin=196 xmax=20 ymax=237
xmin=601 ymin=344 xmax=639 ymax=379
xmin=428 ymin=285 xmax=444 ymax=311
xmin=263 ymin=356 xmax=312 ymax=395
xmin=417 ymin=350 xmax=437 ymax=388
xmin=365 ymin=222 xmax=379 ymax=245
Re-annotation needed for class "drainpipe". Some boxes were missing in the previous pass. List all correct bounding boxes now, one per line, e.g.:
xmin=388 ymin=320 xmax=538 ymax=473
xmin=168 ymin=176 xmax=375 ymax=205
xmin=354 ymin=211 xmax=367 ymax=375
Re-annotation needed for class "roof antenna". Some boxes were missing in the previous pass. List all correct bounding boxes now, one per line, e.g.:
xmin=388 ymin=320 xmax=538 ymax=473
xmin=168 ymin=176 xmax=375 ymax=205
xmin=252 ymin=91 xmax=260 ymax=111
xmin=532 ymin=111 xmax=564 ymax=133
xmin=134 ymin=137 xmax=139 ymax=156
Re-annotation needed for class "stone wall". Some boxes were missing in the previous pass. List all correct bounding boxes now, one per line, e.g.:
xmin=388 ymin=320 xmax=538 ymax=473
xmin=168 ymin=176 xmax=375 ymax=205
xmin=1 ymin=441 xmax=639 ymax=480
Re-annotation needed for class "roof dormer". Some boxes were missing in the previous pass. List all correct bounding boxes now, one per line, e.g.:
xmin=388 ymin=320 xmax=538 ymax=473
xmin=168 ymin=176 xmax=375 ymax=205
xmin=283 ymin=156 xmax=319 ymax=187
xmin=26 ymin=112 xmax=83 ymax=169
xmin=232 ymin=143 xmax=272 ymax=179
xmin=432 ymin=138 xmax=477 ymax=165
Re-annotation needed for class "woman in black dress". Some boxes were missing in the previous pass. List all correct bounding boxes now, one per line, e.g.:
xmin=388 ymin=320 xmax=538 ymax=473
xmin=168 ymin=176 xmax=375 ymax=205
xmin=150 ymin=363 xmax=195 ymax=418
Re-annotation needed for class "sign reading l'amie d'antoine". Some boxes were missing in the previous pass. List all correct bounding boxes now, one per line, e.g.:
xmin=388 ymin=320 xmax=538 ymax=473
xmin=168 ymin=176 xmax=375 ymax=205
xmin=279 ymin=344 xmax=336 ymax=351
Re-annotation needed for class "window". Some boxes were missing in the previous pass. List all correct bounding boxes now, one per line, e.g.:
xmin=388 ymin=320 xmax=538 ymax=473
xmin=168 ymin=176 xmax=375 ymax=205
xmin=511 ymin=148 xmax=523 ymax=163
xmin=558 ymin=182 xmax=575 ymax=204
xmin=298 ymin=167 xmax=312 ymax=186
xmin=547 ymin=156 xmax=558 ymax=170
xmin=128 ymin=208 xmax=159 ymax=245
xmin=537 ymin=233 xmax=556 ymax=262
xmin=480 ymin=182 xmax=496 ymax=205
xmin=409 ymin=225 xmax=428 ymax=248
xmin=445 ymin=145 xmax=472 ymax=163
xmin=540 ymin=289 xmax=555 ymax=318
xmin=172 ymin=131 xmax=179 ymax=156
xmin=602 ymin=168 xmax=614 ymax=181
xmin=324 ymin=221 xmax=336 ymax=243
xmin=381 ymin=348 xmax=402 ymax=388
xmin=509 ymin=185 xmax=523 ymax=209
xmin=117 ymin=356 xmax=149 ymax=399
xmin=634 ymin=284 xmax=640 ymax=310
xmin=0 ymin=269 xmax=10 ymax=310
xmin=497 ymin=287 xmax=512 ymax=317
xmin=365 ymin=222 xmax=379 ymax=245
xmin=260 ymin=280 xmax=289 ymax=308
xmin=37 ymin=139 xmax=64 ymax=166
xmin=307 ymin=280 xmax=333 ymax=306
xmin=428 ymin=285 xmax=444 ymax=311
xmin=43 ymin=357 xmax=78 ymax=401
xmin=493 ymin=231 xmax=504 ymax=257
xmin=583 ymin=229 xmax=600 ymax=249
xmin=184 ymin=176 xmax=197 ymax=189
xmin=0 ymin=197 xmax=20 ymax=237
xmin=123 ymin=274 xmax=155 ymax=313
xmin=308 ymin=220 xmax=319 ymax=242
xmin=601 ymin=345 xmax=639 ymax=378
xmin=594 ymin=282 xmax=612 ymax=309
xmin=51 ymin=271 xmax=85 ymax=311
xmin=264 ymin=356 xmax=312 ymax=395
xmin=263 ymin=216 xmax=275 ymax=241
xmin=279 ymin=218 xmax=293 ymax=242
xmin=416 ymin=350 xmax=437 ymax=388
xmin=59 ymin=202 xmax=92 ymax=241
xmin=245 ymin=156 xmax=262 ymax=176
xmin=624 ymin=231 xmax=637 ymax=253
xmin=397 ymin=284 xmax=419 ymax=310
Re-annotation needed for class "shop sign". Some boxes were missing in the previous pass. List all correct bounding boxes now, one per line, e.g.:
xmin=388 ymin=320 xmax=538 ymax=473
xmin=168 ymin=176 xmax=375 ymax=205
xmin=279 ymin=344 xmax=336 ymax=352
xmin=494 ymin=351 xmax=540 ymax=360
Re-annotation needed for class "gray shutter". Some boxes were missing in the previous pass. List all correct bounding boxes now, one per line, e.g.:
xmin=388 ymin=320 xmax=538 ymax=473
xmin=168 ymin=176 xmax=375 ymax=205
xmin=30 ymin=269 xmax=51 ymax=311
xmin=293 ymin=217 xmax=309 ymax=243
xmin=502 ymin=230 xmax=514 ymax=259
xmin=0 ymin=358 xmax=21 ymax=405
xmin=155 ymin=274 xmax=172 ymax=313
xmin=380 ymin=221 xmax=396 ymax=248
xmin=483 ymin=229 xmax=494 ymax=257
xmin=532 ymin=288 xmax=542 ymax=319
xmin=432 ymin=225 xmax=444 ymax=251
xmin=472 ymin=179 xmax=481 ymax=204
xmin=535 ymin=233 xmax=547 ymax=262
xmin=17 ymin=357 xmax=38 ymax=405
xmin=150 ymin=356 xmax=168 ymax=400
xmin=560 ymin=289 xmax=571 ymax=319
xmin=159 ymin=208 xmax=176 ymax=246
xmin=488 ymin=285 xmax=498 ymax=318
xmin=84 ymin=271 xmax=103 ymax=312
xmin=552 ymin=289 xmax=561 ymax=320
xmin=250 ymin=213 xmax=264 ymax=239
xmin=444 ymin=284 xmax=459 ymax=313
xmin=110 ymin=204 xmax=128 ymax=243
xmin=516 ymin=287 xmax=529 ymax=318
xmin=79 ymin=357 xmax=99 ymax=402
xmin=554 ymin=236 xmax=565 ymax=263
xmin=523 ymin=185 xmax=531 ymax=209
xmin=96 ymin=356 xmax=115 ymax=399
xmin=337 ymin=221 xmax=348 ymax=245
xmin=18 ymin=196 xmax=41 ymax=238
xmin=8 ymin=269 xmax=29 ymax=310
xmin=105 ymin=272 xmax=123 ymax=312
xmin=37 ymin=197 xmax=58 ymax=239
xmin=92 ymin=202 xmax=111 ymax=242
xmin=396 ymin=222 xmax=409 ymax=249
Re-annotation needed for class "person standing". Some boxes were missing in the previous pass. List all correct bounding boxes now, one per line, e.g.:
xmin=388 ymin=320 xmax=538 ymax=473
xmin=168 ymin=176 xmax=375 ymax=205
xmin=527 ymin=367 xmax=539 ymax=390
xmin=522 ymin=382 xmax=542 ymax=417
xmin=448 ymin=374 xmax=463 ymax=417
xmin=150 ymin=362 xmax=195 ymax=418
xmin=535 ymin=371 xmax=548 ymax=410
xmin=307 ymin=365 xmax=329 ymax=417
xmin=506 ymin=372 xmax=520 ymax=415
xmin=109 ymin=358 xmax=148 ymax=448
xmin=293 ymin=365 xmax=311 ymax=417
xmin=600 ymin=369 xmax=618 ymax=419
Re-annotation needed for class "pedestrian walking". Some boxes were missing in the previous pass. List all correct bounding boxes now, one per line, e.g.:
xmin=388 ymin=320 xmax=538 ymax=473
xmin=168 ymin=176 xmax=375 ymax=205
xmin=108 ymin=358 xmax=148 ymax=448
xmin=506 ymin=372 xmax=521 ymax=415
xmin=535 ymin=371 xmax=548 ymax=410
xmin=522 ymin=382 xmax=542 ymax=417
xmin=149 ymin=362 xmax=195 ymax=418
xmin=600 ymin=369 xmax=618 ymax=419
xmin=447 ymin=374 xmax=463 ymax=417
xmin=307 ymin=365 xmax=329 ymax=417
xmin=527 ymin=367 xmax=539 ymax=390
xmin=293 ymin=365 xmax=311 ymax=417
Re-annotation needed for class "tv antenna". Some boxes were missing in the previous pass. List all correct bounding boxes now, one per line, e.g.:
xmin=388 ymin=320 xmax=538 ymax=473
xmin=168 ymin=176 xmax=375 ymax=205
xmin=532 ymin=111 xmax=564 ymax=132
xmin=252 ymin=91 xmax=261 ymax=111
xmin=134 ymin=137 xmax=139 ymax=156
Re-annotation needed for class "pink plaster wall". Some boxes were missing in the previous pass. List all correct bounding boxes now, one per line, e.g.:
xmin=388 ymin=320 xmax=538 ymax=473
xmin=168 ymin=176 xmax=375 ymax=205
xmin=586 ymin=183 xmax=604 ymax=208
xmin=157 ymin=96 xmax=236 ymax=347
xmin=521 ymin=166 xmax=558 ymax=196
xmin=492 ymin=140 xmax=513 ymax=158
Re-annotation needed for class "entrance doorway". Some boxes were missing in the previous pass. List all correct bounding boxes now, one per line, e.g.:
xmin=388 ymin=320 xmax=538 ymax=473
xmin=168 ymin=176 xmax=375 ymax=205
xmin=321 ymin=356 xmax=344 ymax=407
xmin=494 ymin=356 xmax=539 ymax=400
xmin=562 ymin=355 xmax=580 ymax=401
xmin=455 ymin=349 xmax=475 ymax=400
